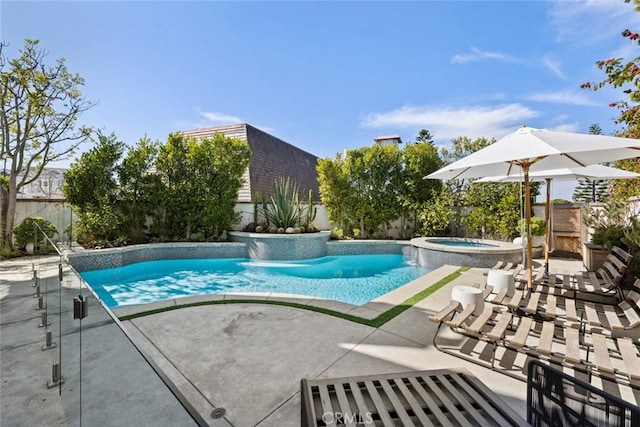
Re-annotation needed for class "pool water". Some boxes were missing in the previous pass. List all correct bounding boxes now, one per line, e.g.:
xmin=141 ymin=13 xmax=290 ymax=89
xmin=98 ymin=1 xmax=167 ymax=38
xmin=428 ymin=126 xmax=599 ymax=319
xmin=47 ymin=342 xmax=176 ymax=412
xmin=435 ymin=240 xmax=498 ymax=248
xmin=80 ymin=254 xmax=431 ymax=308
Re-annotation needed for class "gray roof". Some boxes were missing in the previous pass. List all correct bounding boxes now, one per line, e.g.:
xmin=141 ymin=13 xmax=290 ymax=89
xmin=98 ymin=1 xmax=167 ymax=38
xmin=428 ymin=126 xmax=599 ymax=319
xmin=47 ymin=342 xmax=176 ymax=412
xmin=181 ymin=123 xmax=320 ymax=202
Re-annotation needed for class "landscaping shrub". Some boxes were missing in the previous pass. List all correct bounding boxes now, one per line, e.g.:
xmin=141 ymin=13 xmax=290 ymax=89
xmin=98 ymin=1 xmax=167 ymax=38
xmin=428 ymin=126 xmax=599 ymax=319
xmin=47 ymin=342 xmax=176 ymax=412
xmin=13 ymin=217 xmax=57 ymax=249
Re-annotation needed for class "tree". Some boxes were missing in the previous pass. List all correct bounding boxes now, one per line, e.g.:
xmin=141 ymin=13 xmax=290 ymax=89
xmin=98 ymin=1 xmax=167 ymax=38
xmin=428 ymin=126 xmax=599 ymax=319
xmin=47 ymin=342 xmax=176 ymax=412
xmin=1 ymin=39 xmax=94 ymax=248
xmin=187 ymin=133 xmax=251 ymax=238
xmin=399 ymin=130 xmax=442 ymax=235
xmin=118 ymin=137 xmax=164 ymax=243
xmin=316 ymin=153 xmax=351 ymax=231
xmin=572 ymin=124 xmax=611 ymax=202
xmin=156 ymin=133 xmax=251 ymax=240
xmin=63 ymin=132 xmax=124 ymax=242
xmin=318 ymin=145 xmax=405 ymax=238
xmin=435 ymin=136 xmax=539 ymax=240
xmin=581 ymin=3 xmax=640 ymax=200
xmin=64 ymin=132 xmax=123 ymax=210
xmin=415 ymin=129 xmax=434 ymax=144
xmin=573 ymin=179 xmax=609 ymax=203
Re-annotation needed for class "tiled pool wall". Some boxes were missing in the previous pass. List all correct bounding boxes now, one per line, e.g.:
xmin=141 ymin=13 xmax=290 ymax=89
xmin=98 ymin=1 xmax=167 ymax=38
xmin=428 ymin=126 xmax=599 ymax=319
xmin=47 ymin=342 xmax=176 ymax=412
xmin=327 ymin=240 xmax=409 ymax=256
xmin=66 ymin=239 xmax=411 ymax=272
xmin=228 ymin=231 xmax=331 ymax=260
xmin=66 ymin=243 xmax=246 ymax=272
xmin=409 ymin=237 xmax=522 ymax=269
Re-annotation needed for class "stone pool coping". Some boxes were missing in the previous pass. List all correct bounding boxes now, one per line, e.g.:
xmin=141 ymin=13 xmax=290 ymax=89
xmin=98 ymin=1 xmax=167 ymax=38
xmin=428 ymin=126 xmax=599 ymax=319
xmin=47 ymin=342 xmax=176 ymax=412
xmin=112 ymin=264 xmax=461 ymax=322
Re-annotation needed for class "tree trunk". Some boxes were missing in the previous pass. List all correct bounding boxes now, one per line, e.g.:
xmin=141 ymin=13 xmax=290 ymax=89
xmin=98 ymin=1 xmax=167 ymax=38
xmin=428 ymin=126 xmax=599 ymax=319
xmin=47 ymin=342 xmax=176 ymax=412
xmin=3 ymin=174 xmax=17 ymax=249
xmin=0 ymin=185 xmax=9 ymax=248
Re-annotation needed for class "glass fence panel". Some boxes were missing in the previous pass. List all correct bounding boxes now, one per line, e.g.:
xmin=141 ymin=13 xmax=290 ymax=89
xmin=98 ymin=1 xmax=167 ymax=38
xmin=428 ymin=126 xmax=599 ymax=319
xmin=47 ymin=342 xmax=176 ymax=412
xmin=28 ymin=223 xmax=201 ymax=426
xmin=72 ymin=272 xmax=199 ymax=426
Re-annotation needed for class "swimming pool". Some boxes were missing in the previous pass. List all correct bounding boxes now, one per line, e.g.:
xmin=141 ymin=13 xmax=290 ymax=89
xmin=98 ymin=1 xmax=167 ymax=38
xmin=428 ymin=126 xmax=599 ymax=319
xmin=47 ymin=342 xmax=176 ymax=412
xmin=80 ymin=254 xmax=431 ymax=307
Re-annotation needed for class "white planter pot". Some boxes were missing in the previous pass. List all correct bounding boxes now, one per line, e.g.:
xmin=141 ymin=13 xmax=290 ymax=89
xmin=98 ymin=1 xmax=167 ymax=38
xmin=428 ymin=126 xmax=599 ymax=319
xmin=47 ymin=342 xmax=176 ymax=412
xmin=513 ymin=235 xmax=545 ymax=248
xmin=25 ymin=242 xmax=35 ymax=254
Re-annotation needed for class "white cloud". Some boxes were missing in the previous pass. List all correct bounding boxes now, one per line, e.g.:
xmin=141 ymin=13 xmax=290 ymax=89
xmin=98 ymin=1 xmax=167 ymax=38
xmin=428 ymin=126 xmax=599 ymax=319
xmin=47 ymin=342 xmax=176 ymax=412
xmin=451 ymin=47 xmax=516 ymax=64
xmin=197 ymin=110 xmax=243 ymax=124
xmin=524 ymin=91 xmax=599 ymax=106
xmin=361 ymin=103 xmax=539 ymax=141
xmin=548 ymin=0 xmax=638 ymax=44
xmin=543 ymin=55 xmax=567 ymax=80
xmin=548 ymin=122 xmax=581 ymax=133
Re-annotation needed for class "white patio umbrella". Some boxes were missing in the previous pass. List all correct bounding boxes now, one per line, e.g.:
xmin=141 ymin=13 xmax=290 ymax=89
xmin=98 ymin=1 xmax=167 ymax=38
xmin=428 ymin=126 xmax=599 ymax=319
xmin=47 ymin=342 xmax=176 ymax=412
xmin=477 ymin=164 xmax=640 ymax=274
xmin=426 ymin=126 xmax=640 ymax=290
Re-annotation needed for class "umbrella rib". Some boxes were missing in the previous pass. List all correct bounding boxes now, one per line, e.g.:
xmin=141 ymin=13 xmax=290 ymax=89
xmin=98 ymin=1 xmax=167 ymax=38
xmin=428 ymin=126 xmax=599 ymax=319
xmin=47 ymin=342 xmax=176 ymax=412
xmin=561 ymin=153 xmax=586 ymax=167
xmin=451 ymin=167 xmax=471 ymax=180
xmin=508 ymin=156 xmax=547 ymax=168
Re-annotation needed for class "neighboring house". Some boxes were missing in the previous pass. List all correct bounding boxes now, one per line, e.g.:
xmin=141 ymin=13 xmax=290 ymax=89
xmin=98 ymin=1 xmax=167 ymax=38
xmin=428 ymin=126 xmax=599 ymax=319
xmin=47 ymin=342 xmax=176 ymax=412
xmin=181 ymin=123 xmax=320 ymax=202
xmin=373 ymin=134 xmax=402 ymax=147
xmin=17 ymin=167 xmax=66 ymax=200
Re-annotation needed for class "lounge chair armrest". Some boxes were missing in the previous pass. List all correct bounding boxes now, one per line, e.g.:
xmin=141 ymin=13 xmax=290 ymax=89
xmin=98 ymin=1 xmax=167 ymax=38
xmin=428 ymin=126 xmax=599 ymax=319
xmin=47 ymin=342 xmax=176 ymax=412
xmin=429 ymin=301 xmax=460 ymax=323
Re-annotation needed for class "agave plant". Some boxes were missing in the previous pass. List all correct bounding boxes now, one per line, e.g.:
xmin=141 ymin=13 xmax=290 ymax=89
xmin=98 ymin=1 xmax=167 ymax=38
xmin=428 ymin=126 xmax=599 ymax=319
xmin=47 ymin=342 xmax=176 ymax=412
xmin=261 ymin=177 xmax=303 ymax=229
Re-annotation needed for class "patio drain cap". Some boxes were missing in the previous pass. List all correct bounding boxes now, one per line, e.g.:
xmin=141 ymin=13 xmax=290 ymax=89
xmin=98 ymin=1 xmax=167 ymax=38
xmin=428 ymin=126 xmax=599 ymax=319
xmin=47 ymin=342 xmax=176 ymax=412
xmin=211 ymin=407 xmax=227 ymax=419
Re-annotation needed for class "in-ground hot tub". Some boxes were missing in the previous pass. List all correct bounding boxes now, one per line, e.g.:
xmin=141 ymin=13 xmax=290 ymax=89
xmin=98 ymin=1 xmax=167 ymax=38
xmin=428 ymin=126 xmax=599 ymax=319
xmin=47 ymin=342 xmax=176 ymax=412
xmin=409 ymin=237 xmax=522 ymax=269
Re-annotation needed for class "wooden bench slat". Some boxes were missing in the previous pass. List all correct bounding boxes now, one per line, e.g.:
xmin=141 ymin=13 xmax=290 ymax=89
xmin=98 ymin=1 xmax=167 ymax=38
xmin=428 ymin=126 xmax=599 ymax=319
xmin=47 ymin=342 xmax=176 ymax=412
xmin=562 ymin=271 xmax=573 ymax=290
xmin=407 ymin=377 xmax=453 ymax=427
xmin=487 ymin=312 xmax=512 ymax=341
xmin=422 ymin=375 xmax=474 ymax=427
xmin=583 ymin=303 xmax=602 ymax=327
xmin=617 ymin=338 xmax=640 ymax=380
xmin=363 ymin=380 xmax=395 ymax=425
xmin=536 ymin=322 xmax=555 ymax=356
xmin=564 ymin=298 xmax=579 ymax=322
xmin=393 ymin=378 xmax=433 ymax=425
xmin=332 ymin=383 xmax=356 ymax=427
xmin=507 ymin=290 xmax=523 ymax=310
xmin=448 ymin=372 xmax=509 ymax=424
xmin=588 ymin=271 xmax=603 ymax=293
xmin=347 ymin=381 xmax=370 ymax=418
xmin=564 ymin=327 xmax=581 ymax=364
xmin=317 ymin=384 xmax=336 ymax=425
xmin=612 ymin=246 xmax=634 ymax=264
xmin=436 ymin=374 xmax=486 ymax=426
xmin=603 ymin=304 xmax=624 ymax=331
xmin=429 ymin=301 xmax=460 ymax=323
xmin=492 ymin=287 xmax=509 ymax=304
xmin=598 ymin=269 xmax=618 ymax=290
xmin=508 ymin=317 xmax=533 ymax=348
xmin=545 ymin=294 xmax=557 ymax=318
xmin=607 ymin=252 xmax=627 ymax=272
xmin=446 ymin=304 xmax=476 ymax=328
xmin=620 ymin=301 xmax=640 ymax=329
xmin=525 ymin=292 xmax=541 ymax=315
xmin=592 ymin=334 xmax=615 ymax=374
xmin=466 ymin=308 xmax=494 ymax=334
xmin=378 ymin=379 xmax=414 ymax=425
xmin=604 ymin=261 xmax=623 ymax=283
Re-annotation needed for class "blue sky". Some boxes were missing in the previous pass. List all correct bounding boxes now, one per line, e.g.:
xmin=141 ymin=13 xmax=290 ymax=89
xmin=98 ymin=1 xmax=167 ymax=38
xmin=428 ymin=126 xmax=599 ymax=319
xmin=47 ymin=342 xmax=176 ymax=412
xmin=3 ymin=1 xmax=640 ymax=200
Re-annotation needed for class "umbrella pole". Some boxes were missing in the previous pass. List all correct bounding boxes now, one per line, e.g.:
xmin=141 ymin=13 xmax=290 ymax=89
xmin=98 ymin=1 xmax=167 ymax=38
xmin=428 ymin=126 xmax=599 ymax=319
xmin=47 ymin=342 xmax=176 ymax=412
xmin=544 ymin=178 xmax=551 ymax=276
xmin=525 ymin=167 xmax=533 ymax=290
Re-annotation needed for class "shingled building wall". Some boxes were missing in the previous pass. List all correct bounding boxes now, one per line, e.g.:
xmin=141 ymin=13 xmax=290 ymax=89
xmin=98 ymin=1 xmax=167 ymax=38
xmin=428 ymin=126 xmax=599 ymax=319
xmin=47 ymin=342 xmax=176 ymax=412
xmin=181 ymin=123 xmax=320 ymax=202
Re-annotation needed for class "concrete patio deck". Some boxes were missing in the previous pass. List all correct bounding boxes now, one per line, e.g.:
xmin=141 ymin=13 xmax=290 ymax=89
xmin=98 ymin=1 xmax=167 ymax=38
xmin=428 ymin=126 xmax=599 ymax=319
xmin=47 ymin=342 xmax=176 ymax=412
xmin=1 ymin=255 xmax=586 ymax=426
